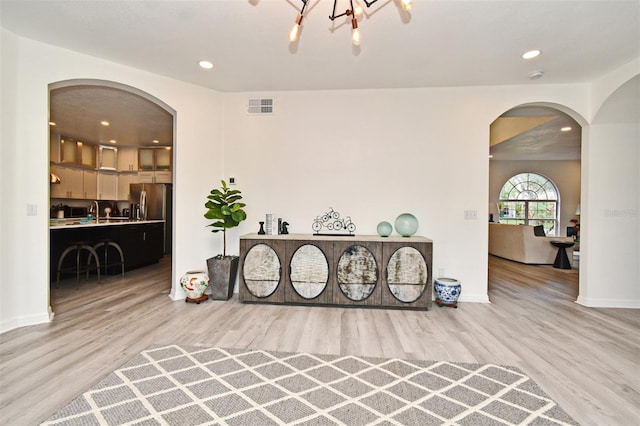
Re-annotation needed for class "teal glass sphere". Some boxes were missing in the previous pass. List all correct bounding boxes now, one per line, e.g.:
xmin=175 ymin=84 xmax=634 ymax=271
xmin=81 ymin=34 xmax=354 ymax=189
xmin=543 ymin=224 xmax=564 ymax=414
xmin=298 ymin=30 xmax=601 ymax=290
xmin=394 ymin=213 xmax=419 ymax=237
xmin=377 ymin=221 xmax=393 ymax=237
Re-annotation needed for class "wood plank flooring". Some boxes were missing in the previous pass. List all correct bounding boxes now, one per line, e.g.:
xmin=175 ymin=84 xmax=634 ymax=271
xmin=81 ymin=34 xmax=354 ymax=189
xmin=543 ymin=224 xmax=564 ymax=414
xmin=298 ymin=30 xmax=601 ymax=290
xmin=1 ymin=255 xmax=638 ymax=425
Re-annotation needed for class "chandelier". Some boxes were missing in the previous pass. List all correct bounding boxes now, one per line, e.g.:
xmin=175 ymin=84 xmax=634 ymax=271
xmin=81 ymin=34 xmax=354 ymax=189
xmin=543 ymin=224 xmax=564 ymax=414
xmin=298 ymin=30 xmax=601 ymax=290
xmin=289 ymin=0 xmax=414 ymax=46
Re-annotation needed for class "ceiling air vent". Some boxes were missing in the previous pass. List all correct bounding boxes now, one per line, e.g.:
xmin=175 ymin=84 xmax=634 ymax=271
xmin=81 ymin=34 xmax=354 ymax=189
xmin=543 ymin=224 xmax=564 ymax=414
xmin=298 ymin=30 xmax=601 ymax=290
xmin=247 ymin=98 xmax=274 ymax=115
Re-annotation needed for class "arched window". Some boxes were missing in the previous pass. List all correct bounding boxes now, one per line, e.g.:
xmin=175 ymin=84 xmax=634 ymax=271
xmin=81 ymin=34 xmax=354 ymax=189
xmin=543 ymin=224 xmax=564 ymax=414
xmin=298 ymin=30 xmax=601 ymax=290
xmin=498 ymin=173 xmax=560 ymax=235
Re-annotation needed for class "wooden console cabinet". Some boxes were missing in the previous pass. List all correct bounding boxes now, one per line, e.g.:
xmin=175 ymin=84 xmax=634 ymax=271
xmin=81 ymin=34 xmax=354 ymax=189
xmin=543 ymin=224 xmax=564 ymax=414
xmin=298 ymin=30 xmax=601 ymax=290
xmin=239 ymin=234 xmax=433 ymax=310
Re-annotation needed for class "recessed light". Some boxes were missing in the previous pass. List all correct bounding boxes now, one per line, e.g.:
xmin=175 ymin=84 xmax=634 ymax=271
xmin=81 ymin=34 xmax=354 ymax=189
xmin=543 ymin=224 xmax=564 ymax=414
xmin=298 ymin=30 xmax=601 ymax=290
xmin=561 ymin=126 xmax=572 ymax=132
xmin=49 ymin=121 xmax=56 ymax=126
xmin=199 ymin=60 xmax=214 ymax=69
xmin=152 ymin=140 xmax=159 ymax=144
xmin=489 ymin=154 xmax=494 ymax=159
xmin=109 ymin=140 xmax=117 ymax=144
xmin=522 ymin=49 xmax=541 ymax=59
xmin=101 ymin=121 xmax=110 ymax=126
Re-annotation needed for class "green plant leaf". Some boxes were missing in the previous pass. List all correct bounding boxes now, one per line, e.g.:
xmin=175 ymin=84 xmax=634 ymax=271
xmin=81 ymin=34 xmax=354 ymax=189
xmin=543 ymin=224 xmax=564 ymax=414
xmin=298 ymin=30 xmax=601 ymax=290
xmin=204 ymin=181 xmax=248 ymax=255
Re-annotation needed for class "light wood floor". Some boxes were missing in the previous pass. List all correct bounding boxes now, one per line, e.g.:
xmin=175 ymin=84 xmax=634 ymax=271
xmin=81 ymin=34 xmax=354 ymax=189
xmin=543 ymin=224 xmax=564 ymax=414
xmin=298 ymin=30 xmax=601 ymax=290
xmin=1 ymin=256 xmax=638 ymax=425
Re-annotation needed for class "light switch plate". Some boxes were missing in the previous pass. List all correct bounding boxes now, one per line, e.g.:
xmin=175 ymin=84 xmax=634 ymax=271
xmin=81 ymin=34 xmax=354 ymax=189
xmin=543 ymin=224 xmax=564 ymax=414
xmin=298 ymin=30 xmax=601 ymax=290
xmin=464 ymin=210 xmax=478 ymax=220
xmin=27 ymin=203 xmax=38 ymax=216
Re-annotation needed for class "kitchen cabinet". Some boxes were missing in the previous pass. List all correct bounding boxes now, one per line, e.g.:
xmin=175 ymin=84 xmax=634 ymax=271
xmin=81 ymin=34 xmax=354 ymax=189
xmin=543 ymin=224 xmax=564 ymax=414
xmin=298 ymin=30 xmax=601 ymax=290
xmin=139 ymin=147 xmax=172 ymax=171
xmin=50 ymin=133 xmax=61 ymax=162
xmin=83 ymin=170 xmax=98 ymax=199
xmin=98 ymin=171 xmax=118 ymax=200
xmin=239 ymin=234 xmax=433 ymax=310
xmin=50 ymin=165 xmax=97 ymax=199
xmin=98 ymin=146 xmax=118 ymax=170
xmin=81 ymin=144 xmax=97 ymax=168
xmin=117 ymin=173 xmax=137 ymax=201
xmin=117 ymin=147 xmax=138 ymax=172
xmin=119 ymin=222 xmax=164 ymax=271
xmin=50 ymin=164 xmax=71 ymax=198
xmin=50 ymin=165 xmax=79 ymax=198
xmin=58 ymin=137 xmax=96 ymax=167
xmin=137 ymin=170 xmax=172 ymax=184
xmin=60 ymin=137 xmax=79 ymax=163
xmin=155 ymin=148 xmax=171 ymax=170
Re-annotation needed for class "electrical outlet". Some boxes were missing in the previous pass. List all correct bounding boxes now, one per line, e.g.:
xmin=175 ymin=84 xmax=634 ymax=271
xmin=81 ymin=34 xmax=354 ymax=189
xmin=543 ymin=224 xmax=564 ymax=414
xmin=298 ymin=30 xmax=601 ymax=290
xmin=229 ymin=177 xmax=236 ymax=185
xmin=26 ymin=203 xmax=37 ymax=216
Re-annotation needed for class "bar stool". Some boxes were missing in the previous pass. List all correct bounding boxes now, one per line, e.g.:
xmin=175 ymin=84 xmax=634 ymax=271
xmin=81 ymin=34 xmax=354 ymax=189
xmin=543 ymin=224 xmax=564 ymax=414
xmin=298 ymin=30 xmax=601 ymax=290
xmin=90 ymin=239 xmax=125 ymax=277
xmin=56 ymin=241 xmax=101 ymax=288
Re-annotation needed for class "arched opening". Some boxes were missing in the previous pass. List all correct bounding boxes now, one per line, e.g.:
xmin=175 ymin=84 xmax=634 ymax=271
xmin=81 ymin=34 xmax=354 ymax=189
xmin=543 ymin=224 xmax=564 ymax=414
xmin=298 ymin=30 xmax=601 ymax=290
xmin=489 ymin=104 xmax=584 ymax=301
xmin=48 ymin=79 xmax=176 ymax=313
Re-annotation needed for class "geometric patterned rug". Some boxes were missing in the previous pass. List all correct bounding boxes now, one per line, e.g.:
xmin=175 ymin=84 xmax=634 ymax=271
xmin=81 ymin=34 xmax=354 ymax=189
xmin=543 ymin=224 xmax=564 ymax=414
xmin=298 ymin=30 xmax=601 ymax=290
xmin=41 ymin=344 xmax=578 ymax=426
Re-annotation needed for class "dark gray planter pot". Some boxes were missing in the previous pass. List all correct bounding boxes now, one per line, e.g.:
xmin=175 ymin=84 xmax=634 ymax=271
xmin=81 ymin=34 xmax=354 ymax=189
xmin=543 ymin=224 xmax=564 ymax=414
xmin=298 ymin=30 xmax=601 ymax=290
xmin=206 ymin=255 xmax=239 ymax=300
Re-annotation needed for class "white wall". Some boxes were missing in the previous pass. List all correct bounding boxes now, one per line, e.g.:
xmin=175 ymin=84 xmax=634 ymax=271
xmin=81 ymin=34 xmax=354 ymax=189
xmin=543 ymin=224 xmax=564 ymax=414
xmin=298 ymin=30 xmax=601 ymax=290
xmin=489 ymin=160 xmax=581 ymax=235
xmin=0 ymin=29 xmax=20 ymax=328
xmin=221 ymin=85 xmax=591 ymax=304
xmin=578 ymin=75 xmax=639 ymax=307
xmin=1 ymin=30 xmax=638 ymax=333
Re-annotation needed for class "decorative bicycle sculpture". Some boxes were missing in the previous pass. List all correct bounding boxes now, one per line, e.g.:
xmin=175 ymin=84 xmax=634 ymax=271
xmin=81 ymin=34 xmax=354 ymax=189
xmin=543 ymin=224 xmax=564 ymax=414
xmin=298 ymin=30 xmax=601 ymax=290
xmin=312 ymin=207 xmax=356 ymax=236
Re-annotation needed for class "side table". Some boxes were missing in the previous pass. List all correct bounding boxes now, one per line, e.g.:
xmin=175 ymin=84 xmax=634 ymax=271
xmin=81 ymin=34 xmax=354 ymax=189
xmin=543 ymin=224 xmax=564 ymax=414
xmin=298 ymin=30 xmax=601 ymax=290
xmin=550 ymin=241 xmax=575 ymax=269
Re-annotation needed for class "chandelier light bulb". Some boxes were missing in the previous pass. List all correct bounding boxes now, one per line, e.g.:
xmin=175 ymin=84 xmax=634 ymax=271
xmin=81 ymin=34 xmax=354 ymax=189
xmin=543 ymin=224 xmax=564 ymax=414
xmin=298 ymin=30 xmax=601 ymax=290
xmin=351 ymin=18 xmax=361 ymax=46
xmin=400 ymin=0 xmax=413 ymax=11
xmin=289 ymin=14 xmax=303 ymax=42
xmin=353 ymin=2 xmax=364 ymax=19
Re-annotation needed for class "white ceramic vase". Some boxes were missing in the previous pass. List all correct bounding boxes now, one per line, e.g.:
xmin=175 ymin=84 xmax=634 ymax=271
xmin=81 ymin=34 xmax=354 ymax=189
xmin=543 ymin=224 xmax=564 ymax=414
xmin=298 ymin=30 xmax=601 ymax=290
xmin=180 ymin=271 xmax=210 ymax=300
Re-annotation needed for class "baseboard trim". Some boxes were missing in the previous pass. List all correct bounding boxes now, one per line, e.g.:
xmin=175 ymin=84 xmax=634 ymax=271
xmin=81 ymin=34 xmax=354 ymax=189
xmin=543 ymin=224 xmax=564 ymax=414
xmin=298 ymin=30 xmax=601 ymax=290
xmin=0 ymin=311 xmax=52 ymax=335
xmin=458 ymin=293 xmax=491 ymax=303
xmin=576 ymin=296 xmax=640 ymax=309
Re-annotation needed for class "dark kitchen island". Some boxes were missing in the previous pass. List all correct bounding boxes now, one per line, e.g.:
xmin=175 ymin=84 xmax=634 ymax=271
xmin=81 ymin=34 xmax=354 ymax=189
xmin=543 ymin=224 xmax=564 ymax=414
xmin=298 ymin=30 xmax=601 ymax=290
xmin=50 ymin=219 xmax=165 ymax=280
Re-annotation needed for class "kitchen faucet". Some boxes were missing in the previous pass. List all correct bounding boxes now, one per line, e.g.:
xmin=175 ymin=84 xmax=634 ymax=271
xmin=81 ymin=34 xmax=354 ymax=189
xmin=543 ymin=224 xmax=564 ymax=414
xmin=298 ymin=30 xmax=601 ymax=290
xmin=94 ymin=200 xmax=99 ymax=223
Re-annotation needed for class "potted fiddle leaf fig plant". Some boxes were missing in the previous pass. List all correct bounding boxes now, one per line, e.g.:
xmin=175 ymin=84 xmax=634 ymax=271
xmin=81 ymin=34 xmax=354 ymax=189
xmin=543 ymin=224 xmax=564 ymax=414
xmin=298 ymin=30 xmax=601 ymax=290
xmin=204 ymin=179 xmax=247 ymax=300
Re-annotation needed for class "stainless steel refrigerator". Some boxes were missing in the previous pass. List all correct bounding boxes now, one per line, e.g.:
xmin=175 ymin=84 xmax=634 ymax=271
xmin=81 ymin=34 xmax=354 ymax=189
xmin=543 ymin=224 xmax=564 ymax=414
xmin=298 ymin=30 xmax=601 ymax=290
xmin=130 ymin=183 xmax=172 ymax=254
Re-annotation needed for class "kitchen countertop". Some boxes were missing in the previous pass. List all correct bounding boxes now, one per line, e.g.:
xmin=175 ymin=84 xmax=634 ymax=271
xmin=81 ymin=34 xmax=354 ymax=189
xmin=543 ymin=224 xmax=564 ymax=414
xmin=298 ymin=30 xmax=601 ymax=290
xmin=50 ymin=218 xmax=165 ymax=229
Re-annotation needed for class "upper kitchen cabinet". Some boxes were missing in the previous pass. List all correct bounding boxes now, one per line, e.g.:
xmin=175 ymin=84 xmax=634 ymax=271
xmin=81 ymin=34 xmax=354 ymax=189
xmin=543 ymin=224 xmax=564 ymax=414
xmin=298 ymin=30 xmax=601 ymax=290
xmin=98 ymin=146 xmax=118 ymax=170
xmin=139 ymin=147 xmax=172 ymax=171
xmin=80 ymin=143 xmax=96 ymax=168
xmin=117 ymin=147 xmax=138 ymax=172
xmin=55 ymin=137 xmax=96 ymax=168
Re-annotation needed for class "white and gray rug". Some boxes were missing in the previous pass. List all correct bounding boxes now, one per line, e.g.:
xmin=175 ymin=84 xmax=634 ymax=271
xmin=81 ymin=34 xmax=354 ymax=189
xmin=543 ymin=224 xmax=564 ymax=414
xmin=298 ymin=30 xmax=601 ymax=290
xmin=42 ymin=344 xmax=577 ymax=426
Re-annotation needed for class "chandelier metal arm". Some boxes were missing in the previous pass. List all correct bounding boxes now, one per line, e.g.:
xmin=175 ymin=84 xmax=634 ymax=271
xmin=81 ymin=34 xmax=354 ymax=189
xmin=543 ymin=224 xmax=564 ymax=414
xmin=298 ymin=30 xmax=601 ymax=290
xmin=291 ymin=0 xmax=409 ymax=45
xmin=327 ymin=0 xmax=380 ymax=21
xmin=299 ymin=0 xmax=309 ymax=15
xmin=329 ymin=0 xmax=353 ymax=21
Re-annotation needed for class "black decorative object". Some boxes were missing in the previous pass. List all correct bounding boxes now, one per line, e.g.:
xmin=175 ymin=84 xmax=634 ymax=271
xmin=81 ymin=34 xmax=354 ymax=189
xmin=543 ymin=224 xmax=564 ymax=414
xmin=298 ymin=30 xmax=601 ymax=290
xmin=258 ymin=221 xmax=265 ymax=235
xmin=312 ymin=207 xmax=356 ymax=236
xmin=281 ymin=221 xmax=290 ymax=234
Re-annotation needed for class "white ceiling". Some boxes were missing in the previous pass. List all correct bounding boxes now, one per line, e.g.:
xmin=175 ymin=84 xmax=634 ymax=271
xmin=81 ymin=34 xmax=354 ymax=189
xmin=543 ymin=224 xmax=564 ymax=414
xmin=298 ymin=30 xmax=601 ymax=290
xmin=2 ymin=0 xmax=638 ymax=92
xmin=3 ymin=0 xmax=637 ymax=155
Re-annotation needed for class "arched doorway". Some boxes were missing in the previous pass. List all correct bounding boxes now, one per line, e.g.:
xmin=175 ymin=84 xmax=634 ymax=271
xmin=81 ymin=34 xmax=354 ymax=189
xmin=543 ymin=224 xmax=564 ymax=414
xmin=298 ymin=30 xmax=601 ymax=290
xmin=48 ymin=79 xmax=176 ymax=312
xmin=488 ymin=104 xmax=584 ymax=300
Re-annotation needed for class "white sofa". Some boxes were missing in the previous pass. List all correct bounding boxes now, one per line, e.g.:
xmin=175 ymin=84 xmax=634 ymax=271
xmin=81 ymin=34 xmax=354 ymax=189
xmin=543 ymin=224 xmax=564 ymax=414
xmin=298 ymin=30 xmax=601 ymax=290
xmin=488 ymin=223 xmax=574 ymax=265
